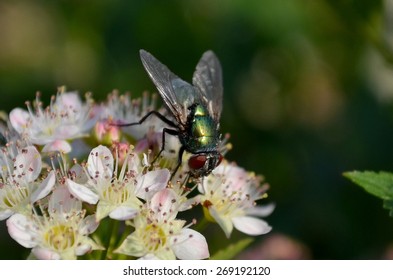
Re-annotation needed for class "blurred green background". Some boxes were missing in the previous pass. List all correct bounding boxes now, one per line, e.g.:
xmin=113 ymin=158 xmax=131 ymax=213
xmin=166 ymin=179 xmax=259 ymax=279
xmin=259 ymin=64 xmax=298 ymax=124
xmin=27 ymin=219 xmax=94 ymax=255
xmin=2 ymin=0 xmax=393 ymax=259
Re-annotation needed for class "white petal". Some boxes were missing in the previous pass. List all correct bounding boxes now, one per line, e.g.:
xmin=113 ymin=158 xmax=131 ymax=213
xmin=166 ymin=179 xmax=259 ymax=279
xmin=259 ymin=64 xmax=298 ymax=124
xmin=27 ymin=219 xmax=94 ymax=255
xmin=114 ymin=232 xmax=147 ymax=257
xmin=56 ymin=125 xmax=83 ymax=139
xmin=70 ymin=164 xmax=88 ymax=184
xmin=13 ymin=146 xmax=41 ymax=183
xmin=171 ymin=228 xmax=210 ymax=260
xmin=76 ymin=236 xmax=104 ymax=254
xmin=42 ymin=140 xmax=72 ymax=153
xmin=49 ymin=186 xmax=82 ymax=215
xmin=95 ymin=200 xmax=115 ymax=221
xmin=136 ymin=169 xmax=170 ymax=200
xmin=56 ymin=92 xmax=82 ymax=111
xmin=87 ymin=145 xmax=113 ymax=179
xmin=126 ymin=149 xmax=142 ymax=171
xmin=67 ymin=179 xmax=99 ymax=204
xmin=150 ymin=188 xmax=177 ymax=221
xmin=232 ymin=216 xmax=272 ymax=236
xmin=179 ymin=195 xmax=200 ymax=211
xmin=75 ymin=244 xmax=92 ymax=256
xmin=138 ymin=253 xmax=159 ymax=260
xmin=246 ymin=203 xmax=275 ymax=217
xmin=6 ymin=214 xmax=38 ymax=248
xmin=198 ymin=177 xmax=208 ymax=194
xmin=9 ymin=108 xmax=29 ymax=133
xmin=209 ymin=207 xmax=233 ymax=238
xmin=79 ymin=215 xmax=100 ymax=235
xmin=30 ymin=170 xmax=56 ymax=203
xmin=109 ymin=206 xmax=139 ymax=220
xmin=32 ymin=247 xmax=61 ymax=260
xmin=0 ymin=209 xmax=14 ymax=221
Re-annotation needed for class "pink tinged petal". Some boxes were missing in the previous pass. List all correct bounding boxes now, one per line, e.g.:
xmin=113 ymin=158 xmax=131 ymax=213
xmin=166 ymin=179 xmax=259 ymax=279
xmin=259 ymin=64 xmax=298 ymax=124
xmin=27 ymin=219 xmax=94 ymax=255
xmin=32 ymin=247 xmax=61 ymax=260
xmin=87 ymin=145 xmax=113 ymax=179
xmin=66 ymin=179 xmax=99 ymax=204
xmin=6 ymin=214 xmax=37 ymax=248
xmin=13 ymin=146 xmax=41 ymax=183
xmin=0 ymin=209 xmax=14 ymax=221
xmin=79 ymin=215 xmax=100 ymax=235
xmin=232 ymin=216 xmax=272 ymax=236
xmin=9 ymin=108 xmax=30 ymax=133
xmin=136 ymin=169 xmax=170 ymax=200
xmin=171 ymin=228 xmax=210 ymax=260
xmin=150 ymin=188 xmax=177 ymax=221
xmin=109 ymin=206 xmax=139 ymax=220
xmin=56 ymin=92 xmax=82 ymax=111
xmin=49 ymin=186 xmax=82 ymax=214
xmin=209 ymin=207 xmax=233 ymax=238
xmin=30 ymin=170 xmax=56 ymax=203
xmin=42 ymin=140 xmax=72 ymax=153
xmin=134 ymin=139 xmax=149 ymax=154
xmin=246 ymin=203 xmax=275 ymax=217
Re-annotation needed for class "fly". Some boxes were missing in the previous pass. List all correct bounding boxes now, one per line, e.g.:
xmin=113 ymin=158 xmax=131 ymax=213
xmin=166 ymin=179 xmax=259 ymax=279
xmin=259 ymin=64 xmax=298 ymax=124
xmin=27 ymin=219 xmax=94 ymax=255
xmin=119 ymin=49 xmax=224 ymax=178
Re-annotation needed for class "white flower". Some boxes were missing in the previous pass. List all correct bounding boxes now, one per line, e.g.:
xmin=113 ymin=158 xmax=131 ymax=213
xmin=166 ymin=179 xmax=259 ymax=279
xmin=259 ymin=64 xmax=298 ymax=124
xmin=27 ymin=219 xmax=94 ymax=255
xmin=67 ymin=145 xmax=170 ymax=221
xmin=9 ymin=91 xmax=96 ymax=153
xmin=0 ymin=146 xmax=55 ymax=220
xmin=103 ymin=91 xmax=165 ymax=140
xmin=101 ymin=91 xmax=183 ymax=159
xmin=198 ymin=161 xmax=274 ymax=238
xmin=6 ymin=187 xmax=102 ymax=260
xmin=115 ymin=188 xmax=210 ymax=260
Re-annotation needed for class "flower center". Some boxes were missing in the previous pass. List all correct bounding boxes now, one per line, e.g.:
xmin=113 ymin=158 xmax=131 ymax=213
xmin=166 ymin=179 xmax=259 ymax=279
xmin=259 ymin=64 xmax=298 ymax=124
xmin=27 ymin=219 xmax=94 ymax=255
xmin=142 ymin=223 xmax=167 ymax=252
xmin=205 ymin=184 xmax=248 ymax=217
xmin=44 ymin=224 xmax=76 ymax=251
xmin=102 ymin=181 xmax=132 ymax=204
xmin=2 ymin=186 xmax=29 ymax=208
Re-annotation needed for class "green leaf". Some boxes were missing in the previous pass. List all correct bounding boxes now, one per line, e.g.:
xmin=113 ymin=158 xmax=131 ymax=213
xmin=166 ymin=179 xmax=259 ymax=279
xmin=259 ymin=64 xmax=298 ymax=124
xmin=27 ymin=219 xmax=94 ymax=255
xmin=210 ymin=238 xmax=254 ymax=260
xmin=343 ymin=171 xmax=393 ymax=200
xmin=383 ymin=199 xmax=393 ymax=217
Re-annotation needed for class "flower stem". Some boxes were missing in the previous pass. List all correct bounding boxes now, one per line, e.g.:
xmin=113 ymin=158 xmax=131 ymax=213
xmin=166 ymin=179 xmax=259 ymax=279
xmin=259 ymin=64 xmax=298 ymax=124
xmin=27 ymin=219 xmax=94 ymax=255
xmin=194 ymin=216 xmax=210 ymax=233
xmin=105 ymin=219 xmax=120 ymax=259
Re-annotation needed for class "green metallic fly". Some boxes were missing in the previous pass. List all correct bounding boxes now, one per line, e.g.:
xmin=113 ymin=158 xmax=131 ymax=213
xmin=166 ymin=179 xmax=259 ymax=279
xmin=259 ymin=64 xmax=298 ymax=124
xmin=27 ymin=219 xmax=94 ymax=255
xmin=121 ymin=49 xmax=224 ymax=178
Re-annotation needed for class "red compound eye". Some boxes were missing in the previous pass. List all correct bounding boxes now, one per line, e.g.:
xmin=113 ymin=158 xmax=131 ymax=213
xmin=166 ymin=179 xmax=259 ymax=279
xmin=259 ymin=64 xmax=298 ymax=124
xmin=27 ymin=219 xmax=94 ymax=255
xmin=188 ymin=155 xmax=207 ymax=170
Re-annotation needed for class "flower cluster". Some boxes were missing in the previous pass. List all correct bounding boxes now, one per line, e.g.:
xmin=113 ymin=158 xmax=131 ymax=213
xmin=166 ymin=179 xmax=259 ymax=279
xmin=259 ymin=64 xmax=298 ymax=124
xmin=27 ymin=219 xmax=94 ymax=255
xmin=0 ymin=89 xmax=273 ymax=259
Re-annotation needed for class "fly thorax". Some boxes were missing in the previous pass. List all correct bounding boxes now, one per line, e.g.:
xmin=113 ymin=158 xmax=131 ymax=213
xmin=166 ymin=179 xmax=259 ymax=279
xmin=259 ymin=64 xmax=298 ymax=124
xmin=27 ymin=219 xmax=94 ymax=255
xmin=186 ymin=104 xmax=219 ymax=152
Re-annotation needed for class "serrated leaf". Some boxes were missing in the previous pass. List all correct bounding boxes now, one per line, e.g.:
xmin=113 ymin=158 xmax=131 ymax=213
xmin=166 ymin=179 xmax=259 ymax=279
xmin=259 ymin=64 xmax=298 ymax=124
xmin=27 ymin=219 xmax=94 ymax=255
xmin=343 ymin=171 xmax=393 ymax=200
xmin=210 ymin=238 xmax=254 ymax=260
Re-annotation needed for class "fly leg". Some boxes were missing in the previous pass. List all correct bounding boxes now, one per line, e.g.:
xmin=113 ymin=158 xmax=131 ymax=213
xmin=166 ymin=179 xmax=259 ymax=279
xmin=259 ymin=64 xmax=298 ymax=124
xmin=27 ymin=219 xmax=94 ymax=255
xmin=113 ymin=110 xmax=184 ymax=177
xmin=153 ymin=127 xmax=179 ymax=165
xmin=115 ymin=110 xmax=177 ymax=128
xmin=171 ymin=145 xmax=186 ymax=179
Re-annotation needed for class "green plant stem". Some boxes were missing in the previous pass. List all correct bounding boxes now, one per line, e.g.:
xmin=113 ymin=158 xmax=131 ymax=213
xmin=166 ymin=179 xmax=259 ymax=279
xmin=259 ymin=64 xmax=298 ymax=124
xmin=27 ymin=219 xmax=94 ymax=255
xmin=193 ymin=216 xmax=210 ymax=233
xmin=104 ymin=219 xmax=120 ymax=259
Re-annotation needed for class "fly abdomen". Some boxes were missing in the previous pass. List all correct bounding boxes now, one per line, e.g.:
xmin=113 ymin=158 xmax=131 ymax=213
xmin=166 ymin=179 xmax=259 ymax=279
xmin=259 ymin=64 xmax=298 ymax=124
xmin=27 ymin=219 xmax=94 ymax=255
xmin=181 ymin=104 xmax=219 ymax=153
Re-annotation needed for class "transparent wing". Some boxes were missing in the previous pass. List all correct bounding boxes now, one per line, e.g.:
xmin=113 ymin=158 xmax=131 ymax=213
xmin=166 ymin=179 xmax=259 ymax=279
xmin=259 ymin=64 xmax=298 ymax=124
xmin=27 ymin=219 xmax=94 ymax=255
xmin=140 ymin=49 xmax=197 ymax=126
xmin=192 ymin=50 xmax=223 ymax=122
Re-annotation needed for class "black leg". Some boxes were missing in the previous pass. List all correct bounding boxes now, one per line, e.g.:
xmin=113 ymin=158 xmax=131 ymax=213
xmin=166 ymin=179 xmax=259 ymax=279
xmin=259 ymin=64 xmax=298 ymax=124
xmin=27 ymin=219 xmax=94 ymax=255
xmin=113 ymin=110 xmax=186 ymax=178
xmin=171 ymin=145 xmax=186 ymax=179
xmin=152 ymin=127 xmax=179 ymax=165
xmin=114 ymin=110 xmax=178 ymax=128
